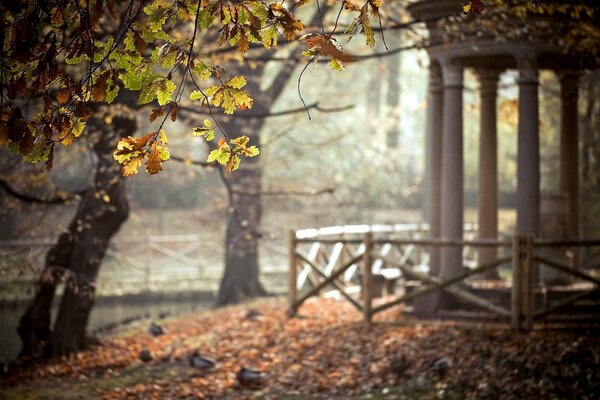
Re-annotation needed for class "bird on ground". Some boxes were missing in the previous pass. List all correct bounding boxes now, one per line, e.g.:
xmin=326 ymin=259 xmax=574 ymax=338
xmin=189 ymin=352 xmax=217 ymax=371
xmin=148 ymin=322 xmax=165 ymax=337
xmin=245 ymin=309 xmax=263 ymax=321
xmin=236 ymin=366 xmax=266 ymax=387
xmin=139 ymin=349 xmax=153 ymax=363
xmin=389 ymin=354 xmax=411 ymax=376
xmin=428 ymin=356 xmax=452 ymax=377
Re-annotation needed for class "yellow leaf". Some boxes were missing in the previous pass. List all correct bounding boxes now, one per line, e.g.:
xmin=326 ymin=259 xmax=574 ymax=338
xmin=225 ymin=76 xmax=247 ymax=89
xmin=122 ymin=157 xmax=143 ymax=177
xmin=159 ymin=129 xmax=168 ymax=144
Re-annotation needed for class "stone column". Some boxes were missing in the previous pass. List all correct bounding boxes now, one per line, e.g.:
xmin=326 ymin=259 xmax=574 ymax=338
xmin=439 ymin=59 xmax=464 ymax=282
xmin=415 ymin=62 xmax=443 ymax=316
xmin=516 ymin=55 xmax=540 ymax=237
xmin=558 ymin=71 xmax=580 ymax=244
xmin=425 ymin=62 xmax=444 ymax=275
xmin=476 ymin=69 xmax=501 ymax=277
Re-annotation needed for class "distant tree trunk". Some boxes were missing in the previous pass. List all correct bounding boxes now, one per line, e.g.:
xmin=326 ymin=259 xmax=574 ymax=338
xmin=216 ymin=128 xmax=266 ymax=305
xmin=18 ymin=115 xmax=133 ymax=357
xmin=216 ymin=8 xmax=330 ymax=306
xmin=385 ymin=36 xmax=402 ymax=148
xmin=215 ymin=72 xmax=273 ymax=306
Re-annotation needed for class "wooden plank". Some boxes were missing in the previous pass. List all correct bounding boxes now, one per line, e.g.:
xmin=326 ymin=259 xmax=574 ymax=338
xmin=373 ymin=256 xmax=511 ymax=316
xmin=105 ymin=248 xmax=146 ymax=269
xmin=289 ymin=230 xmax=298 ymax=316
xmin=511 ymin=235 xmax=522 ymax=331
xmin=523 ymin=235 xmax=534 ymax=331
xmin=534 ymin=287 xmax=600 ymax=320
xmin=297 ymin=252 xmax=363 ymax=312
xmin=344 ymin=243 xmax=365 ymax=282
xmin=534 ymin=255 xmax=600 ymax=285
xmin=363 ymin=233 xmax=374 ymax=322
xmin=403 ymin=267 xmax=511 ymax=318
xmin=372 ymin=243 xmax=392 ymax=274
xmin=324 ymin=242 xmax=345 ymax=276
xmin=147 ymin=242 xmax=200 ymax=268
xmin=292 ymin=251 xmax=364 ymax=311
xmin=297 ymin=242 xmax=321 ymax=290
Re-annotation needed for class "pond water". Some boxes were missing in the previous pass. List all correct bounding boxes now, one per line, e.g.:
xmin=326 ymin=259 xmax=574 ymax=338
xmin=0 ymin=291 xmax=213 ymax=363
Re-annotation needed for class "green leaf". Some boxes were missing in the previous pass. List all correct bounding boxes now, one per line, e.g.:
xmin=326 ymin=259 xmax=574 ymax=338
xmin=329 ymin=58 xmax=345 ymax=71
xmin=198 ymin=8 xmax=214 ymax=28
xmin=156 ymin=79 xmax=176 ymax=106
xmin=207 ymin=145 xmax=231 ymax=164
xmin=192 ymin=62 xmax=212 ymax=80
xmin=139 ymin=84 xmax=157 ymax=104
xmin=23 ymin=142 xmax=52 ymax=163
xmin=261 ymin=25 xmax=278 ymax=48
xmin=106 ymin=84 xmax=120 ymax=103
xmin=192 ymin=119 xmax=215 ymax=141
xmin=72 ymin=119 xmax=86 ymax=137
xmin=189 ymin=90 xmax=205 ymax=101
xmin=121 ymin=70 xmax=144 ymax=90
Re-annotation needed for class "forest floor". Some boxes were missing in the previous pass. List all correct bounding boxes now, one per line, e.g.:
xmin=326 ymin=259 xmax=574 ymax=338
xmin=1 ymin=297 xmax=599 ymax=399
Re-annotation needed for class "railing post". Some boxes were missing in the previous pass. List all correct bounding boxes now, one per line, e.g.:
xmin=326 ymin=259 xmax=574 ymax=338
xmin=523 ymin=235 xmax=534 ymax=331
xmin=288 ymin=230 xmax=298 ymax=317
xmin=512 ymin=234 xmax=535 ymax=332
xmin=511 ymin=235 xmax=522 ymax=331
xmin=362 ymin=232 xmax=373 ymax=322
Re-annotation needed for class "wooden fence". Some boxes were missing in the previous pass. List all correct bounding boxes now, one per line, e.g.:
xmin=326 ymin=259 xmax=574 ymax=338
xmin=0 ymin=235 xmax=285 ymax=295
xmin=288 ymin=224 xmax=600 ymax=331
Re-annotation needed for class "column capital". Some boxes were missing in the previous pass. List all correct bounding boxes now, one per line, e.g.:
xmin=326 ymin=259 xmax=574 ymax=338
xmin=558 ymin=70 xmax=581 ymax=101
xmin=440 ymin=58 xmax=463 ymax=88
xmin=475 ymin=68 xmax=502 ymax=98
xmin=515 ymin=55 xmax=538 ymax=84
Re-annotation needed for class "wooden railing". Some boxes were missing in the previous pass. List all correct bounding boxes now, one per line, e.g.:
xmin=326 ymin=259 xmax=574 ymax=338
xmin=288 ymin=224 xmax=600 ymax=331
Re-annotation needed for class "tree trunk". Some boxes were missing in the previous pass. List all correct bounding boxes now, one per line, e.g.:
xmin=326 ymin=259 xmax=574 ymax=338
xmin=17 ymin=232 xmax=73 ymax=357
xmin=18 ymin=115 xmax=132 ymax=357
xmin=216 ymin=73 xmax=269 ymax=305
xmin=385 ymin=35 xmax=402 ymax=148
xmin=216 ymin=7 xmax=330 ymax=306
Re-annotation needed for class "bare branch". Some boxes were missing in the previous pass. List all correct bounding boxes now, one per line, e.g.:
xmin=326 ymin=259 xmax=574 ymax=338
xmin=0 ymin=178 xmax=88 ymax=204
xmin=177 ymin=101 xmax=354 ymax=120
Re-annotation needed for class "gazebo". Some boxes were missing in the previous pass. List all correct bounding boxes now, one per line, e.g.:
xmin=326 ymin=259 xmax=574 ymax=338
xmin=408 ymin=0 xmax=587 ymax=286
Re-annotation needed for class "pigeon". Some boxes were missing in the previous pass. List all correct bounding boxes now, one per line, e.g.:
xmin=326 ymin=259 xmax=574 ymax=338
xmin=245 ymin=309 xmax=263 ymax=321
xmin=189 ymin=352 xmax=217 ymax=371
xmin=139 ymin=349 xmax=153 ymax=363
xmin=0 ymin=362 xmax=8 ymax=378
xmin=236 ymin=366 xmax=266 ymax=387
xmin=148 ymin=322 xmax=165 ymax=337
xmin=389 ymin=354 xmax=411 ymax=376
xmin=428 ymin=357 xmax=451 ymax=377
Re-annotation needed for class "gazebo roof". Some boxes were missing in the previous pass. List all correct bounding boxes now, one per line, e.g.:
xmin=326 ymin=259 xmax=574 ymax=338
xmin=407 ymin=0 xmax=599 ymax=70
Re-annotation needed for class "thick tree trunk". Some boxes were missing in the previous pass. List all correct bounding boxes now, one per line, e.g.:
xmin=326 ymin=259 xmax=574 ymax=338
xmin=50 ymin=118 xmax=130 ymax=356
xmin=17 ymin=233 xmax=73 ymax=357
xmin=18 ymin=115 xmax=132 ymax=357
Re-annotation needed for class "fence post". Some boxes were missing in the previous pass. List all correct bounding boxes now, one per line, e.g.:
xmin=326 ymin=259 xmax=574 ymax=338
xmin=288 ymin=230 xmax=298 ymax=316
xmin=511 ymin=235 xmax=522 ymax=331
xmin=363 ymin=232 xmax=373 ymax=322
xmin=523 ymin=235 xmax=534 ymax=331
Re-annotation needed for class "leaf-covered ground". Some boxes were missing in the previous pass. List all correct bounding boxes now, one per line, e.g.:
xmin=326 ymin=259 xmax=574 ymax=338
xmin=1 ymin=297 xmax=599 ymax=399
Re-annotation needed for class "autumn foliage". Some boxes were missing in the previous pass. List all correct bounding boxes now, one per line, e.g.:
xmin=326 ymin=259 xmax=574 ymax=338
xmin=2 ymin=298 xmax=599 ymax=399
xmin=0 ymin=0 xmax=383 ymax=176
